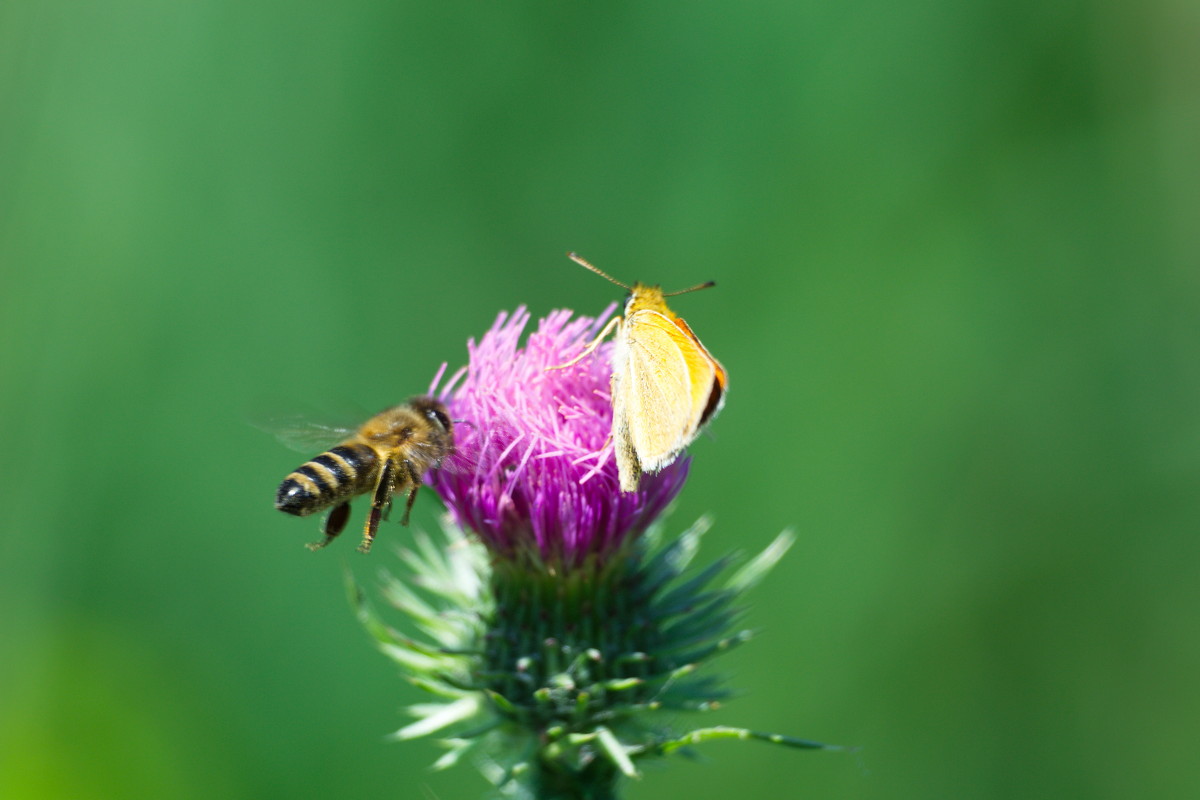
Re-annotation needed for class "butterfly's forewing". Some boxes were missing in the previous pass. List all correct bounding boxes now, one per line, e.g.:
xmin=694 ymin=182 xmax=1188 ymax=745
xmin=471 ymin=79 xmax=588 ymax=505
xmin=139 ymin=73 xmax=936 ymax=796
xmin=621 ymin=309 xmax=710 ymax=475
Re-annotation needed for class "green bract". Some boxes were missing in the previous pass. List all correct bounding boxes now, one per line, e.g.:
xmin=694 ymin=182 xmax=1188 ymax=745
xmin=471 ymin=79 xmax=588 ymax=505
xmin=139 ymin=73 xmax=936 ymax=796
xmin=352 ymin=516 xmax=833 ymax=799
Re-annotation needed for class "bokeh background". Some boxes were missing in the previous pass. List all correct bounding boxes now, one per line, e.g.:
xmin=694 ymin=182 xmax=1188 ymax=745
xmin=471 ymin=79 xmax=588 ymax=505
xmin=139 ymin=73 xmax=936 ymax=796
xmin=2 ymin=2 xmax=1197 ymax=798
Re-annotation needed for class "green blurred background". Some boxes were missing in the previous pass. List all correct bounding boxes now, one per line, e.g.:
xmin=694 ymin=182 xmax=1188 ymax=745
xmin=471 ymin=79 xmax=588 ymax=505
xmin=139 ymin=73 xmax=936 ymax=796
xmin=2 ymin=1 xmax=1196 ymax=798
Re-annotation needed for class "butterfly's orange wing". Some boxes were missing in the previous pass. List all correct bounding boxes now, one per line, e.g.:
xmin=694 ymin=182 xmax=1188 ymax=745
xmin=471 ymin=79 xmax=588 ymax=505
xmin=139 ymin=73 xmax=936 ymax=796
xmin=612 ymin=308 xmax=725 ymax=490
xmin=666 ymin=314 xmax=727 ymax=425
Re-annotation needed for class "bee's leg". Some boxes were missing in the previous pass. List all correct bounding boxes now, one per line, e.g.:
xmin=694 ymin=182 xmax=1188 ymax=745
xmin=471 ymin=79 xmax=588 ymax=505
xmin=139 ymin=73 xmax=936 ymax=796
xmin=546 ymin=316 xmax=621 ymax=370
xmin=307 ymin=502 xmax=351 ymax=551
xmin=358 ymin=461 xmax=397 ymax=554
xmin=398 ymin=461 xmax=419 ymax=527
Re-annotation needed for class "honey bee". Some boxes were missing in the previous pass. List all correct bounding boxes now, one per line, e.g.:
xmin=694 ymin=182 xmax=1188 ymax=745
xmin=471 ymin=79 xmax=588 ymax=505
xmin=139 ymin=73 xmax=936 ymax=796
xmin=274 ymin=396 xmax=454 ymax=553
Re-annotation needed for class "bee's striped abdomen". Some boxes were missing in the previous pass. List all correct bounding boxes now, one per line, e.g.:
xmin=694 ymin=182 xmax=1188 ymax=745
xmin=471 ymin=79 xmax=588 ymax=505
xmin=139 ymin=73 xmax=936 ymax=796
xmin=275 ymin=444 xmax=377 ymax=517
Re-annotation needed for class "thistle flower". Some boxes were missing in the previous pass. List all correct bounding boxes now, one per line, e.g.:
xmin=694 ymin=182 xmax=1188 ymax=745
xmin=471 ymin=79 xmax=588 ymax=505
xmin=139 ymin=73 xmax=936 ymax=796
xmin=427 ymin=305 xmax=688 ymax=566
xmin=353 ymin=307 xmax=834 ymax=800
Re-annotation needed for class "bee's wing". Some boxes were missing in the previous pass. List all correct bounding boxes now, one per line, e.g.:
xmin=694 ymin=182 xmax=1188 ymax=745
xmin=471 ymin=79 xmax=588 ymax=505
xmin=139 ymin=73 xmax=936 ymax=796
xmin=422 ymin=418 xmax=525 ymax=480
xmin=431 ymin=448 xmax=474 ymax=477
xmin=253 ymin=415 xmax=357 ymax=454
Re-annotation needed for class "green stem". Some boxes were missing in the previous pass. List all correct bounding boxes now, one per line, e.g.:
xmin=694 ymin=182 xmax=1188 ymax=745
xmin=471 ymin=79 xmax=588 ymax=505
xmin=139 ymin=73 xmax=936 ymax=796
xmin=531 ymin=756 xmax=621 ymax=800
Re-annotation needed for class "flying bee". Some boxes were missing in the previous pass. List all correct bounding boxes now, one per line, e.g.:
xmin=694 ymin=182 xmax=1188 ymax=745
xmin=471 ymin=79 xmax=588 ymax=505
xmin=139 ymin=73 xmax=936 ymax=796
xmin=274 ymin=396 xmax=454 ymax=553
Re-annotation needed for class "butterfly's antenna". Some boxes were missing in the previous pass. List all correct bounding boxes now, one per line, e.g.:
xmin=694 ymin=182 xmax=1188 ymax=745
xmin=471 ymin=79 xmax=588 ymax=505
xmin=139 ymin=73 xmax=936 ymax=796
xmin=664 ymin=280 xmax=717 ymax=297
xmin=568 ymin=252 xmax=631 ymax=290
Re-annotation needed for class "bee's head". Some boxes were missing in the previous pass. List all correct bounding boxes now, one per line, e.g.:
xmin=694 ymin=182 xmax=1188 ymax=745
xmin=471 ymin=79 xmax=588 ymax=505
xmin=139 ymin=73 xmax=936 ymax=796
xmin=408 ymin=396 xmax=453 ymax=434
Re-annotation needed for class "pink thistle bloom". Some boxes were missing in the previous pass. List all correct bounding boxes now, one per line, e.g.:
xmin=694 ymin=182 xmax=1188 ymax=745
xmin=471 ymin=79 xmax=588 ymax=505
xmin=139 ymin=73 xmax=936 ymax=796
xmin=428 ymin=306 xmax=688 ymax=566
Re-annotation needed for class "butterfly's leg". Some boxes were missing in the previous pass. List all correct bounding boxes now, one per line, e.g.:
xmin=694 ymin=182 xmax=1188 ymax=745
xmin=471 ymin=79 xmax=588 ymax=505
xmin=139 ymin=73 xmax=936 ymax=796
xmin=547 ymin=316 xmax=622 ymax=370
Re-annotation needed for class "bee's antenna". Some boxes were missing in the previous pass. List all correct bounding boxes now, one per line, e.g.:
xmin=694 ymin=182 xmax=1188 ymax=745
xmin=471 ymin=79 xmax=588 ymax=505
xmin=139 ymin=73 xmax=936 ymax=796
xmin=568 ymin=252 xmax=631 ymax=291
xmin=664 ymin=280 xmax=717 ymax=297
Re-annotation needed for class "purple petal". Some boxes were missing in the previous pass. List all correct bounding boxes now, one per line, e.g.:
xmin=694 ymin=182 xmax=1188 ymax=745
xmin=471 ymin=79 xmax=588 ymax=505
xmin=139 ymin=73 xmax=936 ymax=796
xmin=428 ymin=306 xmax=688 ymax=565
